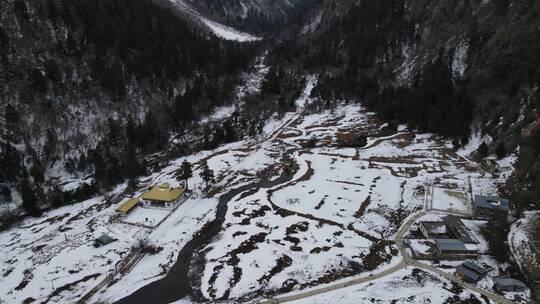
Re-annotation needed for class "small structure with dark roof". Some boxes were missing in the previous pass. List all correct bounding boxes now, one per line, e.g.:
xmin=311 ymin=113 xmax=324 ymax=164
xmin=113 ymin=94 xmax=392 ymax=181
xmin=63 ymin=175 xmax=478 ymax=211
xmin=419 ymin=221 xmax=448 ymax=239
xmin=404 ymin=239 xmax=438 ymax=260
xmin=443 ymin=215 xmax=477 ymax=244
xmin=494 ymin=277 xmax=528 ymax=292
xmin=473 ymin=195 xmax=509 ymax=220
xmin=455 ymin=261 xmax=490 ymax=283
xmin=434 ymin=239 xmax=478 ymax=260
xmin=93 ymin=234 xmax=116 ymax=248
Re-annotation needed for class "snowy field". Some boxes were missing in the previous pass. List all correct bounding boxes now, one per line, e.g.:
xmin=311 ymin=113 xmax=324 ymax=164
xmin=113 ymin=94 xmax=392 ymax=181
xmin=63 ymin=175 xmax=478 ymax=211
xmin=0 ymin=79 xmax=520 ymax=303
xmin=288 ymin=266 xmax=494 ymax=304
xmin=431 ymin=187 xmax=470 ymax=215
xmin=122 ymin=207 xmax=171 ymax=227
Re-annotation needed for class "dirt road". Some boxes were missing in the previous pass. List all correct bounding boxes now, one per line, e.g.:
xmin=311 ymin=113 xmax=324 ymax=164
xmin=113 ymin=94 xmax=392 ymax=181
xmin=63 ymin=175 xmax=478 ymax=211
xmin=261 ymin=210 xmax=515 ymax=304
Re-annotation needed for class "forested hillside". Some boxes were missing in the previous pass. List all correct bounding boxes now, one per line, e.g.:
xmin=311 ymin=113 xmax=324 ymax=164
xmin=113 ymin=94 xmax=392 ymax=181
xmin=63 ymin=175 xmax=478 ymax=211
xmin=185 ymin=0 xmax=319 ymax=34
xmin=0 ymin=0 xmax=259 ymax=219
xmin=271 ymin=0 xmax=540 ymax=211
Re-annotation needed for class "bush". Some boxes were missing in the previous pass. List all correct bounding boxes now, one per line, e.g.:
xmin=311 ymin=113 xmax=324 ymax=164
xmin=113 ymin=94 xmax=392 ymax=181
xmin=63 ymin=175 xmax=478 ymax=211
xmin=495 ymin=142 xmax=507 ymax=159
xmin=305 ymin=136 xmax=317 ymax=148
xmin=477 ymin=142 xmax=489 ymax=158
xmin=336 ymin=132 xmax=368 ymax=147
xmin=134 ymin=238 xmax=163 ymax=255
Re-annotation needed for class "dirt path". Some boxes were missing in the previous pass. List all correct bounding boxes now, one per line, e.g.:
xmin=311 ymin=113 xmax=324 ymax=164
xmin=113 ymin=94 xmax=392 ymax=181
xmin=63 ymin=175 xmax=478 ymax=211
xmin=261 ymin=210 xmax=515 ymax=304
xmin=115 ymin=170 xmax=297 ymax=304
xmin=114 ymin=97 xmax=309 ymax=304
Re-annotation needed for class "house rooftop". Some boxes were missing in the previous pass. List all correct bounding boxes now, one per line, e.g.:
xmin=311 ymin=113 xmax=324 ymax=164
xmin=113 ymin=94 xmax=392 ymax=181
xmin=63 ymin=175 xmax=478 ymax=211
xmin=442 ymin=215 xmax=476 ymax=244
xmin=462 ymin=260 xmax=489 ymax=274
xmin=142 ymin=183 xmax=185 ymax=202
xmin=494 ymin=277 xmax=527 ymax=289
xmin=420 ymin=221 xmax=447 ymax=235
xmin=434 ymin=239 xmax=468 ymax=252
xmin=473 ymin=195 xmax=509 ymax=211
xmin=116 ymin=198 xmax=139 ymax=214
xmin=456 ymin=265 xmax=481 ymax=282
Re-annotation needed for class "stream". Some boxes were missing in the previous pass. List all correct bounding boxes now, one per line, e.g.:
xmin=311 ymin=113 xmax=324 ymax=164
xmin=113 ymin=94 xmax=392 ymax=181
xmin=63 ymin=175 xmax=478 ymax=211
xmin=115 ymin=169 xmax=295 ymax=304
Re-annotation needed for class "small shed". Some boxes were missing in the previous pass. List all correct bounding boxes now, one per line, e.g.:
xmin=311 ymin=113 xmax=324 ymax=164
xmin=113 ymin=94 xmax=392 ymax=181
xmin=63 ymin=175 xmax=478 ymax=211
xmin=455 ymin=265 xmax=481 ymax=283
xmin=93 ymin=234 xmax=116 ymax=248
xmin=455 ymin=261 xmax=490 ymax=283
xmin=116 ymin=198 xmax=139 ymax=216
xmin=494 ymin=277 xmax=528 ymax=292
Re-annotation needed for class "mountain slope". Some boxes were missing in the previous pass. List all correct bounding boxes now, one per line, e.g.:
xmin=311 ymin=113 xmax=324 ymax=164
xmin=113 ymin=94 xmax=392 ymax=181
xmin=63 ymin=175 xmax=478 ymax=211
xmin=183 ymin=0 xmax=316 ymax=34
xmin=0 ymin=0 xmax=259 ymax=219
xmin=158 ymin=0 xmax=261 ymax=41
xmin=272 ymin=0 xmax=540 ymax=210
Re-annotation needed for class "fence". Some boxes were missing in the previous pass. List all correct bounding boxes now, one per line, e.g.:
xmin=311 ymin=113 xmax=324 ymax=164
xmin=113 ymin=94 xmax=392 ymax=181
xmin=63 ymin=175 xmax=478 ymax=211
xmin=76 ymin=192 xmax=192 ymax=303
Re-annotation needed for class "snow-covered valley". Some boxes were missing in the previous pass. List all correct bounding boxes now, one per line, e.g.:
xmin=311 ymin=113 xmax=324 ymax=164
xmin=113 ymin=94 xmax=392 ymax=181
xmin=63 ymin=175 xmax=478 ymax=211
xmin=0 ymin=77 xmax=526 ymax=303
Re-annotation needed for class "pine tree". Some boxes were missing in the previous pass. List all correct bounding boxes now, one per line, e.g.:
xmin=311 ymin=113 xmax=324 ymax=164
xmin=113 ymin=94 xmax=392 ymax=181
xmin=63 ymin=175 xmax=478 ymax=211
xmin=478 ymin=142 xmax=489 ymax=158
xmin=495 ymin=142 xmax=507 ymax=159
xmin=49 ymin=186 xmax=64 ymax=208
xmin=179 ymin=160 xmax=193 ymax=189
xmin=43 ymin=128 xmax=57 ymax=161
xmin=30 ymin=161 xmax=45 ymax=184
xmin=1 ymin=186 xmax=11 ymax=202
xmin=123 ymin=142 xmax=143 ymax=188
xmin=200 ymin=162 xmax=215 ymax=188
xmin=0 ymin=143 xmax=22 ymax=182
xmin=20 ymin=178 xmax=41 ymax=216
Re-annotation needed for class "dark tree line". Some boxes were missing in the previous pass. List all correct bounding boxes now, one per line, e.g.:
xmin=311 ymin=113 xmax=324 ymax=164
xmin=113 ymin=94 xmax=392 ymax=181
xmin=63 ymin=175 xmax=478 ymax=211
xmin=0 ymin=0 xmax=262 ymax=219
xmin=27 ymin=0 xmax=257 ymax=98
xmin=372 ymin=55 xmax=473 ymax=139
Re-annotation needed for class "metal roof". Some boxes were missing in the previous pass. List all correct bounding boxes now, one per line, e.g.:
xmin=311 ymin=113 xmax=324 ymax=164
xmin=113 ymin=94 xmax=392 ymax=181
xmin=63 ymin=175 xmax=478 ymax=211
xmin=419 ymin=221 xmax=447 ymax=235
xmin=95 ymin=234 xmax=115 ymax=244
xmin=494 ymin=277 xmax=527 ymax=289
xmin=442 ymin=215 xmax=477 ymax=244
xmin=434 ymin=239 xmax=468 ymax=251
xmin=462 ymin=260 xmax=489 ymax=274
xmin=473 ymin=195 xmax=509 ymax=211
xmin=116 ymin=198 xmax=139 ymax=214
xmin=456 ymin=265 xmax=481 ymax=282
xmin=142 ymin=183 xmax=185 ymax=202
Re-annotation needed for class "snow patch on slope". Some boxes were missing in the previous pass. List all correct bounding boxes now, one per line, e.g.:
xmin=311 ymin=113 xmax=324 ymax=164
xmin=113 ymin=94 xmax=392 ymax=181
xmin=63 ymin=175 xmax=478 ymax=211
xmin=201 ymin=18 xmax=261 ymax=42
xmin=169 ymin=0 xmax=261 ymax=42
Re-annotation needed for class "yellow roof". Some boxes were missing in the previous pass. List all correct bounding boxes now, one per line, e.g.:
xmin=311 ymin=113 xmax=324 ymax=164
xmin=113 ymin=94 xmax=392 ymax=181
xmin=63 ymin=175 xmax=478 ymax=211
xmin=142 ymin=183 xmax=185 ymax=202
xmin=116 ymin=198 xmax=139 ymax=213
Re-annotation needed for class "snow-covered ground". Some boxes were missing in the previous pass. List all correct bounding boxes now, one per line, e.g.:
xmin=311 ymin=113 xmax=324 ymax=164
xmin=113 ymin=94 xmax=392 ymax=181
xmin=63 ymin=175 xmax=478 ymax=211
xmin=431 ymin=187 xmax=470 ymax=215
xmin=201 ymin=18 xmax=260 ymax=42
xmin=289 ymin=266 xmax=494 ymax=304
xmin=122 ymin=207 xmax=171 ymax=227
xmin=168 ymin=0 xmax=261 ymax=42
xmin=0 ymin=83 xmax=521 ymax=303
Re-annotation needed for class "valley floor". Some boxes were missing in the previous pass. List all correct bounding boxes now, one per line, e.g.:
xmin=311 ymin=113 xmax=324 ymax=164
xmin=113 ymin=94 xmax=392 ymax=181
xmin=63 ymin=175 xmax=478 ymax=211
xmin=0 ymin=80 xmax=525 ymax=303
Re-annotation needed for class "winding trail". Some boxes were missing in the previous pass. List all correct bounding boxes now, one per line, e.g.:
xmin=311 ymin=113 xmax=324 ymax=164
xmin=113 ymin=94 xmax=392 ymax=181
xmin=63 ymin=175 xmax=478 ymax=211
xmin=115 ymin=166 xmax=298 ymax=304
xmin=114 ymin=80 xmax=513 ymax=304
xmin=114 ymin=89 xmax=311 ymax=304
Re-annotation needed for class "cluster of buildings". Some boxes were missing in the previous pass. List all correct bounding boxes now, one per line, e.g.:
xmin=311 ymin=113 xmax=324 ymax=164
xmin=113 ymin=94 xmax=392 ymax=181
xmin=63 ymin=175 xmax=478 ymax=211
xmin=405 ymin=194 xmax=528 ymax=293
xmin=406 ymin=214 xmax=479 ymax=261
xmin=115 ymin=183 xmax=188 ymax=216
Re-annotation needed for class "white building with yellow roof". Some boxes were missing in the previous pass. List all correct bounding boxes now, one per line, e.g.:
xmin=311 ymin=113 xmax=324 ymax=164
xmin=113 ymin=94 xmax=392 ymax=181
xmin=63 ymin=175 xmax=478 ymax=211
xmin=141 ymin=183 xmax=186 ymax=208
